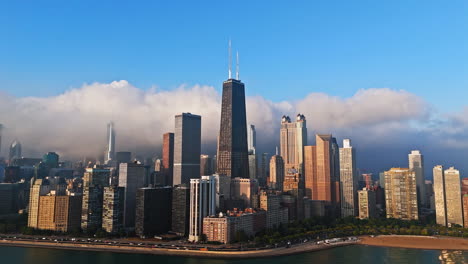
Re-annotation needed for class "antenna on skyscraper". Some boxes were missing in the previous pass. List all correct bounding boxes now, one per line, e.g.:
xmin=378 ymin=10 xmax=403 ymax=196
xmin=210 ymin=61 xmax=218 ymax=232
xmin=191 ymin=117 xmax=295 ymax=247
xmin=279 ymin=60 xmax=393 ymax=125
xmin=276 ymin=146 xmax=278 ymax=155
xmin=228 ymin=39 xmax=232 ymax=79
xmin=236 ymin=51 xmax=239 ymax=80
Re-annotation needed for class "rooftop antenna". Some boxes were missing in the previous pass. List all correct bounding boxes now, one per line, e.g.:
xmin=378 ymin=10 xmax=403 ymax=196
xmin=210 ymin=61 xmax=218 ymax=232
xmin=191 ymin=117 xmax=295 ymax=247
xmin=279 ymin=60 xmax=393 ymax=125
xmin=228 ymin=39 xmax=232 ymax=79
xmin=276 ymin=146 xmax=278 ymax=155
xmin=236 ymin=51 xmax=239 ymax=80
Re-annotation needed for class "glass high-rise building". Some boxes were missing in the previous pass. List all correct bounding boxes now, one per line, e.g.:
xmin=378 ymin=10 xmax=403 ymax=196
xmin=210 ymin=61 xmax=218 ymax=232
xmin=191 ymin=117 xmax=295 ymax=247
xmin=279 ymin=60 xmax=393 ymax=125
xmin=105 ymin=122 xmax=116 ymax=164
xmin=9 ymin=140 xmax=22 ymax=164
xmin=217 ymin=78 xmax=249 ymax=179
xmin=339 ymin=139 xmax=358 ymax=217
xmin=173 ymin=113 xmax=201 ymax=186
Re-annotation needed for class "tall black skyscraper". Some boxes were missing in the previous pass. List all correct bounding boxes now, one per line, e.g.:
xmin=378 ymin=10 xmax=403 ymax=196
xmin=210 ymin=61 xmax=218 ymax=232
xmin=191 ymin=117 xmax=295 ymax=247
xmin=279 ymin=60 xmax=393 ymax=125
xmin=217 ymin=44 xmax=249 ymax=178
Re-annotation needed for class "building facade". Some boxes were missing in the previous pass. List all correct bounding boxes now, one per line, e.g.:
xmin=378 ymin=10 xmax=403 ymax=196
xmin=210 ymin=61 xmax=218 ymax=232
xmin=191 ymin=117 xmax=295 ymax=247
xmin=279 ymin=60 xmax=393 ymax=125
xmin=81 ymin=167 xmax=111 ymax=232
xmin=188 ymin=176 xmax=216 ymax=242
xmin=118 ymin=162 xmax=147 ymax=228
xmin=173 ymin=113 xmax=201 ymax=185
xmin=135 ymin=187 xmax=172 ymax=237
xmin=162 ymin=132 xmax=175 ymax=186
xmin=269 ymin=154 xmax=285 ymax=191
xmin=102 ymin=186 xmax=125 ymax=234
xmin=171 ymin=184 xmax=190 ymax=236
xmin=408 ymin=150 xmax=426 ymax=208
xmin=339 ymin=139 xmax=358 ymax=217
xmin=358 ymin=188 xmax=377 ymax=219
xmin=384 ymin=168 xmax=419 ymax=220
xmin=280 ymin=114 xmax=307 ymax=173
xmin=217 ymin=78 xmax=250 ymax=179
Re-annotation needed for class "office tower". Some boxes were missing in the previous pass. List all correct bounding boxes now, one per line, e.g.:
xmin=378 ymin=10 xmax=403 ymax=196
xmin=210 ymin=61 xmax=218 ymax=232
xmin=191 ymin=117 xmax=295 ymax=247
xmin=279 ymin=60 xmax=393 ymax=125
xmin=217 ymin=75 xmax=249 ymax=179
xmin=280 ymin=114 xmax=307 ymax=172
xmin=269 ymin=154 xmax=284 ymax=191
xmin=384 ymin=168 xmax=419 ymax=220
xmin=116 ymin=152 xmax=132 ymax=164
xmin=105 ymin=122 xmax=116 ymax=164
xmin=172 ymin=185 xmax=190 ymax=236
xmin=313 ymin=134 xmax=332 ymax=201
xmin=211 ymin=173 xmax=231 ymax=210
xmin=81 ymin=167 xmax=111 ymax=232
xmin=102 ymin=186 xmax=125 ymax=234
xmin=9 ymin=140 xmax=22 ymax=163
xmin=260 ymin=191 xmax=288 ymax=228
xmin=248 ymin=153 xmax=257 ymax=179
xmin=200 ymin=155 xmax=213 ymax=176
xmin=174 ymin=113 xmax=201 ymax=186
xmin=28 ymin=179 xmax=52 ymax=228
xmin=247 ymin=124 xmax=256 ymax=154
xmin=408 ymin=150 xmax=426 ymax=208
xmin=339 ymin=139 xmax=358 ymax=217
xmin=433 ymin=165 xmax=446 ymax=226
xmin=358 ymin=188 xmax=377 ymax=219
xmin=231 ymin=177 xmax=258 ymax=208
xmin=0 ymin=183 xmax=20 ymax=214
xmin=36 ymin=190 xmax=82 ymax=232
xmin=304 ymin=146 xmax=316 ymax=198
xmin=330 ymin=138 xmax=341 ymax=204
xmin=188 ymin=176 xmax=216 ymax=242
xmin=163 ymin=132 xmax=174 ymax=185
xmin=43 ymin=152 xmax=59 ymax=168
xmin=445 ymin=167 xmax=463 ymax=226
xmin=434 ymin=166 xmax=464 ymax=227
xmin=135 ymin=187 xmax=172 ymax=237
xmin=118 ymin=162 xmax=148 ymax=228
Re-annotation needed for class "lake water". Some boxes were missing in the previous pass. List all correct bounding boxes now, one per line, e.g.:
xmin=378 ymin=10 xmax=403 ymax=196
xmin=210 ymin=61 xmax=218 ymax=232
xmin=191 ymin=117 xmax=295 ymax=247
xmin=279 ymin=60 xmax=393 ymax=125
xmin=1 ymin=245 xmax=467 ymax=264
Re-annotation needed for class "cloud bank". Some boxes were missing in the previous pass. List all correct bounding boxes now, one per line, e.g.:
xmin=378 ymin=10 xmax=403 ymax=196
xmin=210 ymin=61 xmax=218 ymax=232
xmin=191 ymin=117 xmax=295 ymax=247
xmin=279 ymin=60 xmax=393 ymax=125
xmin=0 ymin=80 xmax=466 ymax=175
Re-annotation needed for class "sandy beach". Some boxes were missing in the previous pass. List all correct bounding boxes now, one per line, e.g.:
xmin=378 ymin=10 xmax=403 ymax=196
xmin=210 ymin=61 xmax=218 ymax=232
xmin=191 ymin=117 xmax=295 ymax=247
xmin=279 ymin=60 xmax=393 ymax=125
xmin=360 ymin=235 xmax=468 ymax=251
xmin=0 ymin=239 xmax=356 ymax=259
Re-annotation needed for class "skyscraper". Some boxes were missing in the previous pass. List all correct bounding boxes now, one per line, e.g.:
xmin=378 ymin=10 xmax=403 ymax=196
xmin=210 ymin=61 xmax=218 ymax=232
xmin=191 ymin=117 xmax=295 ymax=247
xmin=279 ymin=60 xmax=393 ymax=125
xmin=173 ymin=113 xmax=201 ymax=185
xmin=304 ymin=145 xmax=317 ymax=198
xmin=280 ymin=114 xmax=307 ymax=173
xmin=9 ymin=140 xmax=22 ymax=163
xmin=269 ymin=154 xmax=284 ymax=191
xmin=102 ymin=186 xmax=125 ymax=234
xmin=81 ymin=167 xmax=111 ymax=232
xmin=105 ymin=122 xmax=116 ymax=164
xmin=247 ymin=124 xmax=256 ymax=154
xmin=248 ymin=153 xmax=257 ymax=180
xmin=200 ymin=154 xmax=213 ymax=176
xmin=358 ymin=188 xmax=377 ymax=219
xmin=433 ymin=166 xmax=464 ymax=227
xmin=408 ymin=150 xmax=426 ymax=208
xmin=339 ymin=139 xmax=358 ymax=217
xmin=314 ymin=134 xmax=332 ymax=202
xmin=384 ymin=168 xmax=419 ymax=220
xmin=163 ymin=132 xmax=175 ymax=185
xmin=118 ymin=162 xmax=148 ymax=228
xmin=135 ymin=186 xmax=172 ymax=237
xmin=188 ymin=176 xmax=216 ymax=242
xmin=172 ymin=184 xmax=190 ymax=236
xmin=217 ymin=74 xmax=249 ymax=179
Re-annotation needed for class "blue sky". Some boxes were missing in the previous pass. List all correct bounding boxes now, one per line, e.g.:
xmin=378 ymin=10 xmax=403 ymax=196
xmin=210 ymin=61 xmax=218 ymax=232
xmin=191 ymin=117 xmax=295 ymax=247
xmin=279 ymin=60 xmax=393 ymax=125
xmin=1 ymin=0 xmax=467 ymax=111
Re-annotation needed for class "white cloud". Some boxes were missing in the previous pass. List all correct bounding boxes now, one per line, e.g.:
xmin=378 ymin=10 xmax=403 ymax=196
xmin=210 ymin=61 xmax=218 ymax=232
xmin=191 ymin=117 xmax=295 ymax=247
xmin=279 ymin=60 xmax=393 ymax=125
xmin=0 ymin=80 xmax=466 ymax=173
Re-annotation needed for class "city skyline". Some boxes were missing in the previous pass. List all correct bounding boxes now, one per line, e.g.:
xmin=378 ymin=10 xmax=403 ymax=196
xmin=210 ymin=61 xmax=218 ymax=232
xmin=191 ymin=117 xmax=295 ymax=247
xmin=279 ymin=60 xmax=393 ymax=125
xmin=1 ymin=3 xmax=468 ymax=177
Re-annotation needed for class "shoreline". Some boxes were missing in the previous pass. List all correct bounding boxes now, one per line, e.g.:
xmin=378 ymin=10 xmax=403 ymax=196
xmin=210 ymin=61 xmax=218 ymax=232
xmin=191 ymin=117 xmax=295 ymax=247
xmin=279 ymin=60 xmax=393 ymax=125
xmin=360 ymin=235 xmax=468 ymax=251
xmin=1 ymin=235 xmax=467 ymax=258
xmin=0 ymin=239 xmax=356 ymax=259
